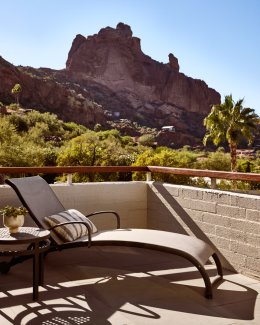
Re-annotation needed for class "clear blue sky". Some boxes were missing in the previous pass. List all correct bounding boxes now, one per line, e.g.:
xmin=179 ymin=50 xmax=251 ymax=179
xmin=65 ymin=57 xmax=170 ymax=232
xmin=1 ymin=0 xmax=259 ymax=115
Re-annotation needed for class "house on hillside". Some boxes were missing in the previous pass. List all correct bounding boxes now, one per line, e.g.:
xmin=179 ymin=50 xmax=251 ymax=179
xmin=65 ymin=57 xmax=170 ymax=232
xmin=161 ymin=126 xmax=175 ymax=132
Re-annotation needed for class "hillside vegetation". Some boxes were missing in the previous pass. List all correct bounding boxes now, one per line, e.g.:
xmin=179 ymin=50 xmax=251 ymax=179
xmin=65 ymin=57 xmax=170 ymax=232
xmin=1 ymin=108 xmax=259 ymax=191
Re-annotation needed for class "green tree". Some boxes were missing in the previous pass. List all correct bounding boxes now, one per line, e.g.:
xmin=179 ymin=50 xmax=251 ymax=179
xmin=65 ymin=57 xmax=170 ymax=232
xmin=23 ymin=110 xmax=73 ymax=145
xmin=0 ymin=117 xmax=57 ymax=167
xmin=195 ymin=151 xmax=231 ymax=171
xmin=133 ymin=147 xmax=198 ymax=184
xmin=203 ymin=95 xmax=259 ymax=171
xmin=57 ymin=131 xmax=101 ymax=167
xmin=11 ymin=83 xmax=22 ymax=105
xmin=57 ymin=130 xmax=140 ymax=182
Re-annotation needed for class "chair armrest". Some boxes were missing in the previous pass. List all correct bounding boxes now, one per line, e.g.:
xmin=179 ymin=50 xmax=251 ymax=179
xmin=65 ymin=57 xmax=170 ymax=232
xmin=86 ymin=211 xmax=121 ymax=229
xmin=48 ymin=221 xmax=92 ymax=247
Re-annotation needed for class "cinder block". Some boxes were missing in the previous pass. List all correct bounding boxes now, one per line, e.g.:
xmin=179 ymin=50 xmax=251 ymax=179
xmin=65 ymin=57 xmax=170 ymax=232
xmin=180 ymin=188 xmax=203 ymax=200
xmin=196 ymin=221 xmax=216 ymax=234
xmin=215 ymin=236 xmax=231 ymax=249
xmin=216 ymin=204 xmax=246 ymax=218
xmin=215 ymin=225 xmax=245 ymax=241
xmin=246 ymin=257 xmax=260 ymax=273
xmin=202 ymin=212 xmax=231 ymax=227
xmin=184 ymin=208 xmax=203 ymax=221
xmin=230 ymin=195 xmax=259 ymax=210
xmin=203 ymin=191 xmax=231 ymax=205
xmin=220 ymin=248 xmax=247 ymax=268
xmin=244 ymin=221 xmax=260 ymax=235
xmin=244 ymin=233 xmax=260 ymax=247
xmin=215 ymin=225 xmax=230 ymax=239
xmin=189 ymin=199 xmax=216 ymax=213
xmin=246 ymin=209 xmax=260 ymax=222
xmin=229 ymin=218 xmax=246 ymax=231
xmin=230 ymin=241 xmax=260 ymax=258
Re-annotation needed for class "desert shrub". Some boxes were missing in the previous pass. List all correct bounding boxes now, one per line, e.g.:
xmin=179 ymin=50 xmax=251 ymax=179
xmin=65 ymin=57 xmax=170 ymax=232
xmin=56 ymin=130 xmax=140 ymax=182
xmin=138 ymin=134 xmax=155 ymax=146
xmin=133 ymin=147 xmax=197 ymax=184
xmin=195 ymin=151 xmax=231 ymax=171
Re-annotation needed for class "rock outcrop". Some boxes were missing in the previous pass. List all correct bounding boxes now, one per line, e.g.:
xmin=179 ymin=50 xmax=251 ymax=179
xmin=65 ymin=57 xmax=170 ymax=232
xmin=65 ymin=22 xmax=220 ymax=145
xmin=0 ymin=56 xmax=105 ymax=127
xmin=0 ymin=23 xmax=221 ymax=146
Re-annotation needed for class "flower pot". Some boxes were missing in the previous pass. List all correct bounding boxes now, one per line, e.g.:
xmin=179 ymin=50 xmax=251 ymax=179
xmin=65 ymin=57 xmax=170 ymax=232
xmin=3 ymin=214 xmax=24 ymax=233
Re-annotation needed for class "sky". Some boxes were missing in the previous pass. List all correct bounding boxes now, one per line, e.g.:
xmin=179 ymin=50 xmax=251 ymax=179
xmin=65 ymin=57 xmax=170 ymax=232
xmin=0 ymin=0 xmax=259 ymax=115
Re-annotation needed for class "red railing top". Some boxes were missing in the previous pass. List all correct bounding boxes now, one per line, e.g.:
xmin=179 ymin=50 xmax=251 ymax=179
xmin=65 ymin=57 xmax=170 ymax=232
xmin=0 ymin=166 xmax=260 ymax=182
xmin=147 ymin=166 xmax=260 ymax=182
xmin=0 ymin=166 xmax=147 ymax=174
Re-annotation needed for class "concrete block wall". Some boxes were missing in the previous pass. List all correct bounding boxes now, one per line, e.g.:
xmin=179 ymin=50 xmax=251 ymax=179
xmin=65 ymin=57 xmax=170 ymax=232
xmin=147 ymin=182 xmax=260 ymax=279
xmin=1 ymin=180 xmax=259 ymax=279
xmin=52 ymin=182 xmax=147 ymax=229
xmin=0 ymin=182 xmax=147 ymax=230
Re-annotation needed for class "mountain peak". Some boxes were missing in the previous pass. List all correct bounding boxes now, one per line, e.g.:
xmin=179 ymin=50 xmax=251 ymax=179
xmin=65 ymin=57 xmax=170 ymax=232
xmin=0 ymin=23 xmax=221 ymax=146
xmin=116 ymin=22 xmax=133 ymax=36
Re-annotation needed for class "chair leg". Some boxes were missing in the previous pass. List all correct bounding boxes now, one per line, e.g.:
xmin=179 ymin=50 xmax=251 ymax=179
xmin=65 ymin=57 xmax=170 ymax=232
xmin=198 ymin=253 xmax=224 ymax=298
xmin=39 ymin=253 xmax=45 ymax=286
xmin=212 ymin=253 xmax=223 ymax=278
xmin=196 ymin=264 xmax=213 ymax=299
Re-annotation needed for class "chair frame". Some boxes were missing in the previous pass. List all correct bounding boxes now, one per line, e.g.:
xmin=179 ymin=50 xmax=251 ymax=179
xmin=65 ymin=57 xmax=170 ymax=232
xmin=4 ymin=176 xmax=223 ymax=298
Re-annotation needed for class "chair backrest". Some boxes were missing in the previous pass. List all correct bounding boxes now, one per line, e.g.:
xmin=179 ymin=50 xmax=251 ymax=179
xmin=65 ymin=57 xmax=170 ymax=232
xmin=5 ymin=176 xmax=65 ymax=229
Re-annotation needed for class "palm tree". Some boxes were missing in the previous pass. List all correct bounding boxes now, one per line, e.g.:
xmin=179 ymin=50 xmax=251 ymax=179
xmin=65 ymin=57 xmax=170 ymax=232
xmin=203 ymin=94 xmax=259 ymax=171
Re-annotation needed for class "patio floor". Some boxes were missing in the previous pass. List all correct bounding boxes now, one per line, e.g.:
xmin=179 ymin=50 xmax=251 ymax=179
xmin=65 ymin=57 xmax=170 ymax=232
xmin=0 ymin=246 xmax=259 ymax=324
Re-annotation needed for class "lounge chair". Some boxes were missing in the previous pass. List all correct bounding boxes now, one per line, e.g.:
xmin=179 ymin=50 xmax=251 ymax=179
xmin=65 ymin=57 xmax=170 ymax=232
xmin=5 ymin=175 xmax=223 ymax=298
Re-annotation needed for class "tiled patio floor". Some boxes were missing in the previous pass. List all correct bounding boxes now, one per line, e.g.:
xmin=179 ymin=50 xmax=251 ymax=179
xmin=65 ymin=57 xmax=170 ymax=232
xmin=0 ymin=246 xmax=259 ymax=324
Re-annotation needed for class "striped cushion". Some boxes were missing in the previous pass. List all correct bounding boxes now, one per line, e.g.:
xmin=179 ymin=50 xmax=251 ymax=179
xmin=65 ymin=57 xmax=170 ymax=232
xmin=45 ymin=209 xmax=98 ymax=242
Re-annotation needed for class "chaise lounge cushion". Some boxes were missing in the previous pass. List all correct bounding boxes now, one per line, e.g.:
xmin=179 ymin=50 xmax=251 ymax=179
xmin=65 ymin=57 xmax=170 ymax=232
xmin=45 ymin=209 xmax=98 ymax=242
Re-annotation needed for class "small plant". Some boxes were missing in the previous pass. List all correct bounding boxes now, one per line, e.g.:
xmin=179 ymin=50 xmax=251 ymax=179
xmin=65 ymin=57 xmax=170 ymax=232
xmin=11 ymin=83 xmax=22 ymax=105
xmin=0 ymin=205 xmax=28 ymax=217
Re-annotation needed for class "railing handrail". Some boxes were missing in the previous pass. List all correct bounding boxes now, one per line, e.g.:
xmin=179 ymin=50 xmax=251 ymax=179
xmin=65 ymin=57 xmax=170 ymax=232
xmin=0 ymin=166 xmax=148 ymax=174
xmin=0 ymin=166 xmax=260 ymax=183
xmin=147 ymin=166 xmax=260 ymax=182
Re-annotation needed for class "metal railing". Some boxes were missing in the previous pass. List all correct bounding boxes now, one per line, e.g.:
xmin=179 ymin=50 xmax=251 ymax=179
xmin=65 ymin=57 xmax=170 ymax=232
xmin=0 ymin=166 xmax=260 ymax=188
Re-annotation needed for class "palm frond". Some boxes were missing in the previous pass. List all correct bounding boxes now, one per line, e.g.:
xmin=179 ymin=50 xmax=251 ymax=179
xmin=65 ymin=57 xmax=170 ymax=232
xmin=203 ymin=95 xmax=259 ymax=160
xmin=242 ymin=107 xmax=255 ymax=115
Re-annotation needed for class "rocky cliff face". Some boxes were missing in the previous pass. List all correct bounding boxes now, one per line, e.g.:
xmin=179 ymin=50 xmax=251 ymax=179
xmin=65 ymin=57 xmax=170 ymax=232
xmin=65 ymin=23 xmax=220 ymax=145
xmin=0 ymin=57 xmax=105 ymax=127
xmin=0 ymin=23 xmax=221 ymax=146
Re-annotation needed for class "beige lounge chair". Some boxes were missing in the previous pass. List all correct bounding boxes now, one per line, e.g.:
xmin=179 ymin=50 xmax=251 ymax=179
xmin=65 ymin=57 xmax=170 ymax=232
xmin=5 ymin=175 xmax=223 ymax=298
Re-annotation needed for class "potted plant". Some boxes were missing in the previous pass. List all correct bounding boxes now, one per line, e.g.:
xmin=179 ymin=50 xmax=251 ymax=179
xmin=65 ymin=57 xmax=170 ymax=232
xmin=0 ymin=205 xmax=28 ymax=233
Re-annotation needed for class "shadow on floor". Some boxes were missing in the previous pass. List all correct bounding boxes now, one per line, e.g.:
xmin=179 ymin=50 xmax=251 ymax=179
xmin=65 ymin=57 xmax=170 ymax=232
xmin=0 ymin=248 xmax=258 ymax=324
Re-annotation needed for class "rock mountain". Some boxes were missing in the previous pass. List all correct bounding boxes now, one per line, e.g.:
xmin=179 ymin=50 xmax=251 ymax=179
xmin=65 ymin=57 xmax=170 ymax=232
xmin=0 ymin=22 xmax=220 ymax=146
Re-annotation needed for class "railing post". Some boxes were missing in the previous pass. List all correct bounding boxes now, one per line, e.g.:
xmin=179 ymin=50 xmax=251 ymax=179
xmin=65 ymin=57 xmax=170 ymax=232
xmin=67 ymin=174 xmax=73 ymax=185
xmin=210 ymin=178 xmax=217 ymax=189
xmin=146 ymin=172 xmax=152 ymax=182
